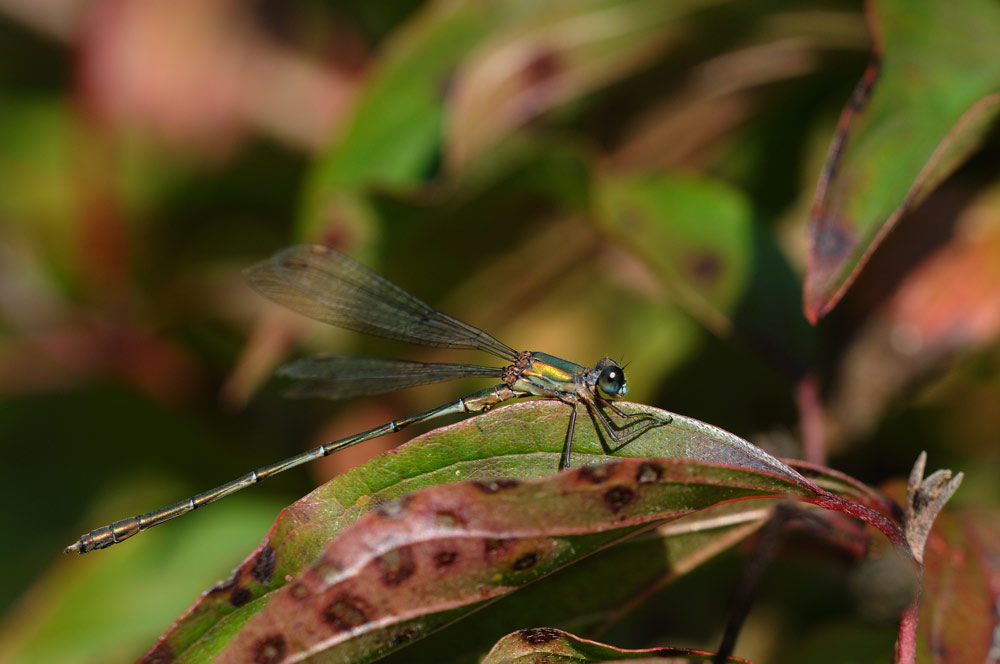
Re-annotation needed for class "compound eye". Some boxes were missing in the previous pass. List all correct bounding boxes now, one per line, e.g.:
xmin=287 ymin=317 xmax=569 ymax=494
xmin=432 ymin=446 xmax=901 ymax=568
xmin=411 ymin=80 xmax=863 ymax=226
xmin=597 ymin=365 xmax=626 ymax=397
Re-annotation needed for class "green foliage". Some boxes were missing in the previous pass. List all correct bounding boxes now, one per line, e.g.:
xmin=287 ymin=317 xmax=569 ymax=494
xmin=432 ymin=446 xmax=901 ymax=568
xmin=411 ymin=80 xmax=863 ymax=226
xmin=1 ymin=1 xmax=998 ymax=663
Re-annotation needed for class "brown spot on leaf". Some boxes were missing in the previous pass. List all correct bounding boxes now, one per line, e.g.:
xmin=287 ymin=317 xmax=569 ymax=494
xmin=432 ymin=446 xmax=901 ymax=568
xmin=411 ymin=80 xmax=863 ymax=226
xmin=434 ymin=551 xmax=458 ymax=569
xmin=688 ymin=251 xmax=723 ymax=284
xmin=375 ymin=495 xmax=412 ymax=520
xmin=484 ymin=538 xmax=512 ymax=560
xmin=252 ymin=544 xmax=276 ymax=585
xmin=434 ymin=510 xmax=466 ymax=528
xmin=636 ymin=462 xmax=663 ymax=484
xmin=289 ymin=582 xmax=309 ymax=600
xmin=230 ymin=586 xmax=252 ymax=607
xmin=253 ymin=634 xmax=286 ymax=664
xmin=323 ymin=593 xmax=372 ymax=632
xmin=512 ymin=552 xmax=540 ymax=571
xmin=522 ymin=48 xmax=562 ymax=86
xmin=579 ymin=463 xmax=615 ymax=484
xmin=473 ymin=478 xmax=519 ymax=493
xmin=519 ymin=627 xmax=562 ymax=644
xmin=603 ymin=485 xmax=636 ymax=513
xmin=140 ymin=642 xmax=174 ymax=664
xmin=376 ymin=547 xmax=416 ymax=586
xmin=815 ymin=225 xmax=854 ymax=263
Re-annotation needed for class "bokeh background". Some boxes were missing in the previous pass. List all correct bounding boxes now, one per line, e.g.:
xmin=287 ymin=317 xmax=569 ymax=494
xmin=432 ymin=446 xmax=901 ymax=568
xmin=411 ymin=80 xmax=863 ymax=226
xmin=1 ymin=1 xmax=998 ymax=662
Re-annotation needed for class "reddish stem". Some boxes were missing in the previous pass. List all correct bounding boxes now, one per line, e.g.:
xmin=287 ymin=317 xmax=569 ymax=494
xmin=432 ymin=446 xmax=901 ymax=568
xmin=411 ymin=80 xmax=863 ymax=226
xmin=795 ymin=374 xmax=826 ymax=466
xmin=894 ymin=597 xmax=920 ymax=664
xmin=806 ymin=491 xmax=908 ymax=552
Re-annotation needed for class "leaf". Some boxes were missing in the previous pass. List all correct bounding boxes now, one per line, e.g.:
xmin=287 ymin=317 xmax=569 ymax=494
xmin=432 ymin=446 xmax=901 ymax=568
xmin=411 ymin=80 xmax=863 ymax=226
xmin=481 ymin=627 xmax=755 ymax=663
xmin=0 ymin=486 xmax=282 ymax=664
xmin=595 ymin=172 xmax=813 ymax=376
xmin=917 ymin=507 xmax=1000 ymax=663
xmin=137 ymin=400 xmax=906 ymax=664
xmin=825 ymin=182 xmax=1000 ymax=445
xmin=445 ymin=0 xmax=721 ymax=169
xmin=378 ymin=501 xmax=772 ymax=664
xmin=207 ymin=457 xmax=805 ymax=664
xmin=298 ymin=1 xmax=502 ymax=239
xmin=804 ymin=0 xmax=1000 ymax=321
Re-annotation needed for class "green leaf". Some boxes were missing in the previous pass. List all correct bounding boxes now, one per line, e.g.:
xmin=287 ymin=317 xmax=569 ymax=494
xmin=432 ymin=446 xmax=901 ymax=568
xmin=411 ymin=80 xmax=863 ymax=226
xmin=804 ymin=0 xmax=1000 ymax=321
xmin=298 ymin=1 xmax=502 ymax=240
xmin=136 ymin=400 xmax=902 ymax=664
xmin=202 ymin=455 xmax=806 ymax=664
xmin=596 ymin=172 xmax=812 ymax=375
xmin=0 ymin=486 xmax=282 ymax=664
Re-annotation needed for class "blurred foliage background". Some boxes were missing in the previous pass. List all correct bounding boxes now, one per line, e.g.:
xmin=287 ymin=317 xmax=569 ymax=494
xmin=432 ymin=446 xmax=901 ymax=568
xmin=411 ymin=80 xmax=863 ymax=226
xmin=1 ymin=0 xmax=998 ymax=662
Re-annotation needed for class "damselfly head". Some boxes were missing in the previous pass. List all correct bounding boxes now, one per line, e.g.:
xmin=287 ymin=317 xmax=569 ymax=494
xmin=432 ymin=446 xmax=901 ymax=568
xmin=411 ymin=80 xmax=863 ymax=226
xmin=595 ymin=358 xmax=627 ymax=397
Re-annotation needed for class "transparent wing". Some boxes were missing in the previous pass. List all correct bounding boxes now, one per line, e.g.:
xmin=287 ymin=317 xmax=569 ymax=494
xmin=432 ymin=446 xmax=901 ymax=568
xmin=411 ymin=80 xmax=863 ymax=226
xmin=247 ymin=244 xmax=517 ymax=361
xmin=278 ymin=354 xmax=503 ymax=399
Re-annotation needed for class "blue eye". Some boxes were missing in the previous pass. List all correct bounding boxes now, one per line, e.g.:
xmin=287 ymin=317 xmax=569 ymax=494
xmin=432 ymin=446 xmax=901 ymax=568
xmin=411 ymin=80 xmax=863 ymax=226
xmin=597 ymin=365 xmax=626 ymax=397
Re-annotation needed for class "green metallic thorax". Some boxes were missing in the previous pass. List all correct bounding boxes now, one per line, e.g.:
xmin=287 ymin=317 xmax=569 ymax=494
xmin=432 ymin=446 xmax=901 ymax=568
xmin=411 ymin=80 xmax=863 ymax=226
xmin=512 ymin=352 xmax=587 ymax=397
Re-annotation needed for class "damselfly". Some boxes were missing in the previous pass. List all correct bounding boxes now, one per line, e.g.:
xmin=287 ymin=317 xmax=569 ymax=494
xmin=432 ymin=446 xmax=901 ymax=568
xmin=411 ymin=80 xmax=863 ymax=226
xmin=66 ymin=244 xmax=672 ymax=553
